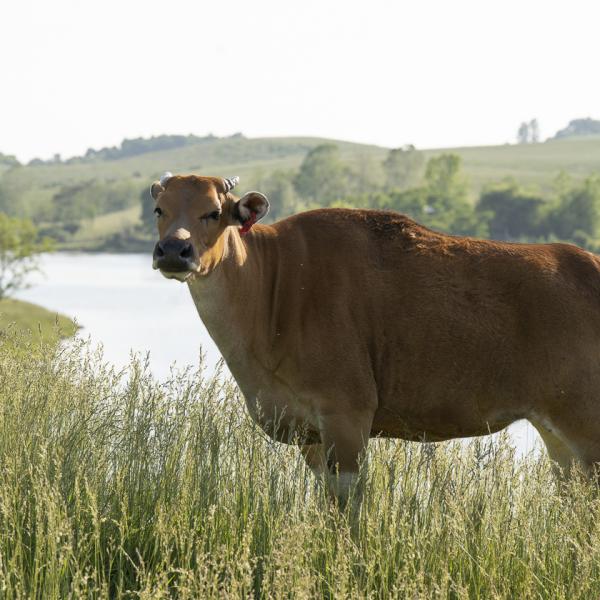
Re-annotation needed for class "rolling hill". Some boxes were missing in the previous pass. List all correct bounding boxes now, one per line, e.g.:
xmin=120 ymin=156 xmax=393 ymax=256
xmin=1 ymin=134 xmax=600 ymax=250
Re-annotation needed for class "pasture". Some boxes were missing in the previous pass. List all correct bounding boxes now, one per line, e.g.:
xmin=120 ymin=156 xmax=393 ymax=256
xmin=1 ymin=331 xmax=600 ymax=598
xmin=423 ymin=135 xmax=600 ymax=194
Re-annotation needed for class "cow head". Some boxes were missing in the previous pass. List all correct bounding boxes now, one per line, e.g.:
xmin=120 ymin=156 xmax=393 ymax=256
xmin=150 ymin=173 xmax=269 ymax=280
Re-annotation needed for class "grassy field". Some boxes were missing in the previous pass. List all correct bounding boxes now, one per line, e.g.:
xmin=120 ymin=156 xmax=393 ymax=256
xmin=1 ymin=333 xmax=599 ymax=598
xmin=0 ymin=298 xmax=78 ymax=343
xmin=59 ymin=205 xmax=148 ymax=251
xmin=424 ymin=136 xmax=600 ymax=194
xmin=72 ymin=205 xmax=141 ymax=241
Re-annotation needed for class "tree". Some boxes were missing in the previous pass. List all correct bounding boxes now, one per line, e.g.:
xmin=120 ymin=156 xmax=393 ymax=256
xmin=517 ymin=119 xmax=541 ymax=144
xmin=553 ymin=118 xmax=600 ymax=140
xmin=0 ymin=152 xmax=20 ymax=167
xmin=547 ymin=175 xmax=600 ymax=242
xmin=476 ymin=180 xmax=545 ymax=240
xmin=529 ymin=119 xmax=540 ymax=143
xmin=0 ymin=184 xmax=12 ymax=214
xmin=52 ymin=179 xmax=139 ymax=232
xmin=52 ymin=182 xmax=99 ymax=228
xmin=0 ymin=214 xmax=51 ymax=299
xmin=424 ymin=154 xmax=468 ymax=210
xmin=140 ymin=186 xmax=157 ymax=234
xmin=373 ymin=187 xmax=428 ymax=216
xmin=517 ymin=122 xmax=530 ymax=144
xmin=293 ymin=144 xmax=351 ymax=205
xmin=382 ymin=145 xmax=425 ymax=190
xmin=353 ymin=153 xmax=384 ymax=195
xmin=258 ymin=170 xmax=300 ymax=221
xmin=421 ymin=154 xmax=484 ymax=236
xmin=102 ymin=179 xmax=139 ymax=213
xmin=551 ymin=170 xmax=573 ymax=197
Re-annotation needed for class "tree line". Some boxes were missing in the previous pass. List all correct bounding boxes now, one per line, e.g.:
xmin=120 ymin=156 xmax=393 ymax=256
xmin=2 ymin=140 xmax=600 ymax=300
xmin=516 ymin=117 xmax=600 ymax=144
xmin=25 ymin=133 xmax=245 ymax=166
xmin=220 ymin=143 xmax=600 ymax=252
xmin=3 ymin=140 xmax=600 ymax=252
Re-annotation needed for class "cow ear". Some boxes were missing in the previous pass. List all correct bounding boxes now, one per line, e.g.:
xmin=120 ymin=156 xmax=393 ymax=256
xmin=235 ymin=192 xmax=269 ymax=233
xmin=150 ymin=181 xmax=164 ymax=200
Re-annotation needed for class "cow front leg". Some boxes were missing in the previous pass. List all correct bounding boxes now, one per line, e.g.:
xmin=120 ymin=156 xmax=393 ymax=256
xmin=317 ymin=411 xmax=374 ymax=512
xmin=300 ymin=443 xmax=328 ymax=478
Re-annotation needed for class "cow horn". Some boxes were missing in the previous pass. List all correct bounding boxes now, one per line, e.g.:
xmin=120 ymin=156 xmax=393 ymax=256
xmin=160 ymin=171 xmax=173 ymax=187
xmin=223 ymin=176 xmax=240 ymax=192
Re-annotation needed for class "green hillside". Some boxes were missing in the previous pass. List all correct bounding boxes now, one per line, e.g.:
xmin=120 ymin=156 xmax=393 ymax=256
xmin=4 ymin=136 xmax=385 ymax=205
xmin=426 ymin=136 xmax=600 ymax=193
xmin=0 ymin=136 xmax=386 ymax=249
xmin=7 ymin=134 xmax=600 ymax=195
xmin=0 ymin=298 xmax=78 ymax=343
xmin=1 ymin=134 xmax=600 ymax=250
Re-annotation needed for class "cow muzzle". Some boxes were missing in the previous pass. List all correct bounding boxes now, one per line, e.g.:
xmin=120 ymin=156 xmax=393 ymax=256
xmin=153 ymin=239 xmax=199 ymax=281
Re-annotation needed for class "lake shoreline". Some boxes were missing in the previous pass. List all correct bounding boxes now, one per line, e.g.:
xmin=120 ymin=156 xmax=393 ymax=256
xmin=56 ymin=237 xmax=155 ymax=254
xmin=0 ymin=297 xmax=78 ymax=342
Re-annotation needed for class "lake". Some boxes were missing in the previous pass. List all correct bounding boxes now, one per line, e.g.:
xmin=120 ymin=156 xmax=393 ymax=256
xmin=16 ymin=253 xmax=222 ymax=378
xmin=15 ymin=252 xmax=540 ymax=457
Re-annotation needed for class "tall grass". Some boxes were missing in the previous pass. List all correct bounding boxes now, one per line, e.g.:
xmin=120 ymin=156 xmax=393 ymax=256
xmin=0 ymin=331 xmax=599 ymax=598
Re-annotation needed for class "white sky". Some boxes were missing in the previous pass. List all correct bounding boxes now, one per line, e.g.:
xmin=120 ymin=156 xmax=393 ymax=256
xmin=2 ymin=0 xmax=599 ymax=162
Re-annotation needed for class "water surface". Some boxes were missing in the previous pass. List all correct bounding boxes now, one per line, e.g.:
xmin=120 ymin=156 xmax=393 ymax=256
xmin=16 ymin=253 xmax=221 ymax=378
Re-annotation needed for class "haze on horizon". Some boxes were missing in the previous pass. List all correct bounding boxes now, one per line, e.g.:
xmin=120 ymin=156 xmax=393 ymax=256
xmin=2 ymin=0 xmax=599 ymax=163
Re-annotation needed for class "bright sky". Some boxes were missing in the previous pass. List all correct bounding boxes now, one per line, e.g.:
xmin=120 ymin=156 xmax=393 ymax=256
xmin=3 ymin=0 xmax=599 ymax=162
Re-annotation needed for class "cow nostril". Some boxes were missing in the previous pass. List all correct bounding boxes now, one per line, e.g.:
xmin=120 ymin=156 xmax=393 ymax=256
xmin=155 ymin=243 xmax=165 ymax=258
xmin=180 ymin=244 xmax=193 ymax=259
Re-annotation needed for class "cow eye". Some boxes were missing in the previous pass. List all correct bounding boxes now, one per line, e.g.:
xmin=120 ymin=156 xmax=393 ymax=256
xmin=154 ymin=207 xmax=162 ymax=217
xmin=203 ymin=211 xmax=220 ymax=221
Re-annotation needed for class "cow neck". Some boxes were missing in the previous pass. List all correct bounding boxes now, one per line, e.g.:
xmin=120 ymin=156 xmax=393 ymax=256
xmin=187 ymin=226 xmax=273 ymax=360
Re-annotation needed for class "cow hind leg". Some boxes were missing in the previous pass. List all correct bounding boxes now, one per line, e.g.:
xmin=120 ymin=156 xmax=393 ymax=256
xmin=531 ymin=420 xmax=579 ymax=477
xmin=300 ymin=444 xmax=327 ymax=478
xmin=531 ymin=415 xmax=600 ymax=480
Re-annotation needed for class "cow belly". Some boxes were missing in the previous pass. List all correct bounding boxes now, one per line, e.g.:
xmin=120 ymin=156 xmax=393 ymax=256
xmin=371 ymin=389 xmax=519 ymax=442
xmin=370 ymin=411 xmax=513 ymax=442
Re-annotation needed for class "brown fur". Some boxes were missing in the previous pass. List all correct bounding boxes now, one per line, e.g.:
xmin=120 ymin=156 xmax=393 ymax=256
xmin=153 ymin=175 xmax=600 ymax=502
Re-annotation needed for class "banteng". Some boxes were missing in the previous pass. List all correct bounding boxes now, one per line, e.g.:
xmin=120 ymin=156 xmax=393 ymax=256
xmin=151 ymin=172 xmax=600 ymax=506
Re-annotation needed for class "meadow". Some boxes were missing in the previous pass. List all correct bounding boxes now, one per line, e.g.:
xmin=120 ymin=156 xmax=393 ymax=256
xmin=2 ymin=330 xmax=600 ymax=598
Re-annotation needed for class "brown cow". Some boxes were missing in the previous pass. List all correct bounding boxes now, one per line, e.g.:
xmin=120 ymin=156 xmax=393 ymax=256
xmin=151 ymin=172 xmax=600 ymax=506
